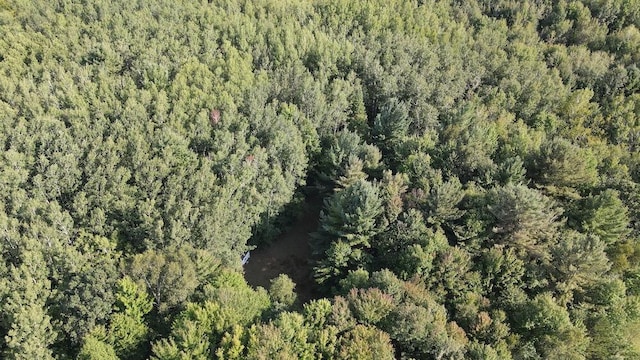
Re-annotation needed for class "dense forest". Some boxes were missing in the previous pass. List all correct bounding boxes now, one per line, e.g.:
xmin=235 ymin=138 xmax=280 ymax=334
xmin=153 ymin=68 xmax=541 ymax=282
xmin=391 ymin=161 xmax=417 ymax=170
xmin=1 ymin=0 xmax=640 ymax=358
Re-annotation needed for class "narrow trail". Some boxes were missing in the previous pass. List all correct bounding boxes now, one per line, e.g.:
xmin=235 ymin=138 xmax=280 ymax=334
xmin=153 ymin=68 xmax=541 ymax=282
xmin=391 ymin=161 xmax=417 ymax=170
xmin=243 ymin=196 xmax=322 ymax=303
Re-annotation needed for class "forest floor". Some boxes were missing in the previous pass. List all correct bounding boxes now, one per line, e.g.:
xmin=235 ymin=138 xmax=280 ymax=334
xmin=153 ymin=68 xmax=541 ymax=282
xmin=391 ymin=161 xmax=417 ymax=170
xmin=243 ymin=195 xmax=323 ymax=303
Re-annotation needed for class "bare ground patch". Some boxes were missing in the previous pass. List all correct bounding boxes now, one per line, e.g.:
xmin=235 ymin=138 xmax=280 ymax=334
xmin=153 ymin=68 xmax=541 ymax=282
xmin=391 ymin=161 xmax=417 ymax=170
xmin=243 ymin=196 xmax=322 ymax=303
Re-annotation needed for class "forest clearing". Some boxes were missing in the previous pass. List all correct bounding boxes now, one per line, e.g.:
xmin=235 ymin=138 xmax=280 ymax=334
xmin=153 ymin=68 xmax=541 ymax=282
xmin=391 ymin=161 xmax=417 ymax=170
xmin=244 ymin=195 xmax=322 ymax=303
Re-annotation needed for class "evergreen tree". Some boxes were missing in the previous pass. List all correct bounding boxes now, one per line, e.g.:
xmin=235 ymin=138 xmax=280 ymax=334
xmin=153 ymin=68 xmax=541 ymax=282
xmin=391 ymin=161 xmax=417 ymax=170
xmin=77 ymin=327 xmax=118 ymax=360
xmin=314 ymin=130 xmax=381 ymax=190
xmin=528 ymin=137 xmax=600 ymax=196
xmin=336 ymin=324 xmax=395 ymax=360
xmin=372 ymin=98 xmax=411 ymax=168
xmin=335 ymin=155 xmax=367 ymax=191
xmin=269 ymin=275 xmax=298 ymax=313
xmin=110 ymin=276 xmax=154 ymax=358
xmin=486 ymin=184 xmax=563 ymax=260
xmin=1 ymin=249 xmax=55 ymax=360
xmin=570 ymin=189 xmax=630 ymax=245
xmin=313 ymin=179 xmax=383 ymax=288
xmin=511 ymin=293 xmax=589 ymax=360
xmin=51 ymin=233 xmax=120 ymax=347
xmin=550 ymin=231 xmax=611 ymax=303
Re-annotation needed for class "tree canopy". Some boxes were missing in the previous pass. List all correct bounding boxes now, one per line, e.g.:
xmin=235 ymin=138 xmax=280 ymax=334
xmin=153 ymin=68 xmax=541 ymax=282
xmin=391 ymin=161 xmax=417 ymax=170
xmin=1 ymin=0 xmax=639 ymax=358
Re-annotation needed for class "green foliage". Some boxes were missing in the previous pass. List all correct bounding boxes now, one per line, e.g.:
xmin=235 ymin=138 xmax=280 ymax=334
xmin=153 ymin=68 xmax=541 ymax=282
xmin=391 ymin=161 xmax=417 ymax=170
xmin=0 ymin=0 xmax=639 ymax=358
xmin=528 ymin=137 xmax=600 ymax=195
xmin=51 ymin=233 xmax=120 ymax=347
xmin=78 ymin=277 xmax=153 ymax=359
xmin=151 ymin=301 xmax=221 ymax=359
xmin=570 ymin=189 xmax=630 ymax=245
xmin=385 ymin=302 xmax=463 ymax=359
xmin=109 ymin=314 xmax=150 ymax=359
xmin=114 ymin=277 xmax=154 ymax=321
xmin=242 ymin=311 xmax=329 ymax=360
xmin=214 ymin=325 xmax=245 ymax=360
xmin=417 ymin=175 xmax=467 ymax=227
xmin=200 ymin=270 xmax=271 ymax=333
xmin=313 ymin=179 xmax=383 ymax=287
xmin=454 ymin=297 xmax=511 ymax=348
xmin=550 ymin=231 xmax=611 ymax=303
xmin=244 ymin=323 xmax=300 ymax=360
xmin=347 ymin=288 xmax=395 ymax=326
xmin=335 ymin=155 xmax=368 ymax=190
xmin=486 ymin=184 xmax=563 ymax=260
xmin=315 ymin=130 xmax=381 ymax=190
xmin=429 ymin=246 xmax=482 ymax=306
xmin=511 ymin=293 xmax=589 ymax=359
xmin=127 ymin=247 xmax=198 ymax=314
xmin=477 ymin=247 xmax=526 ymax=306
xmin=435 ymin=104 xmax=500 ymax=184
xmin=584 ymin=293 xmax=640 ymax=359
xmin=316 ymin=179 xmax=383 ymax=247
xmin=372 ymin=98 xmax=411 ymax=168
xmin=269 ymin=274 xmax=298 ymax=313
xmin=77 ymin=327 xmax=118 ymax=360
xmin=109 ymin=277 xmax=154 ymax=359
xmin=336 ymin=324 xmax=395 ymax=360
xmin=374 ymin=209 xmax=448 ymax=280
xmin=379 ymin=170 xmax=408 ymax=224
xmin=0 ymin=249 xmax=55 ymax=360
xmin=466 ymin=341 xmax=503 ymax=360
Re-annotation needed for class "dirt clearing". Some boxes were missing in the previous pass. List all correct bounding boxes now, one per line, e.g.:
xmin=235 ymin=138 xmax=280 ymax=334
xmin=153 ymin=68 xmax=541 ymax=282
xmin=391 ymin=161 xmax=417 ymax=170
xmin=243 ymin=195 xmax=322 ymax=303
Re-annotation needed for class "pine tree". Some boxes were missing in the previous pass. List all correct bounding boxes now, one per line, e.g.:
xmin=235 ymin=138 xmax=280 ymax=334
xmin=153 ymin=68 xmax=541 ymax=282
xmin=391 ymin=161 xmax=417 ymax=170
xmin=550 ymin=231 xmax=611 ymax=303
xmin=372 ymin=98 xmax=411 ymax=168
xmin=1 ymin=249 xmax=55 ymax=360
xmin=315 ymin=179 xmax=383 ymax=249
xmin=379 ymin=170 xmax=408 ymax=225
xmin=573 ymin=189 xmax=630 ymax=245
xmin=335 ymin=155 xmax=367 ymax=191
xmin=487 ymin=184 xmax=563 ymax=260
xmin=313 ymin=180 xmax=383 ymax=287
xmin=77 ymin=327 xmax=118 ymax=360
xmin=109 ymin=276 xmax=154 ymax=358
xmin=528 ymin=137 xmax=599 ymax=195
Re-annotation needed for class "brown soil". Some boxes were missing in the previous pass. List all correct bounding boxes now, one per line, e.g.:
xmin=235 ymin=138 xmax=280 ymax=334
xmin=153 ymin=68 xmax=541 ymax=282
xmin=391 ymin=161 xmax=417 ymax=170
xmin=243 ymin=196 xmax=322 ymax=303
